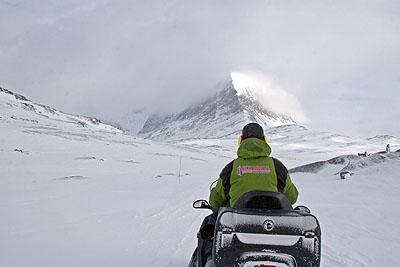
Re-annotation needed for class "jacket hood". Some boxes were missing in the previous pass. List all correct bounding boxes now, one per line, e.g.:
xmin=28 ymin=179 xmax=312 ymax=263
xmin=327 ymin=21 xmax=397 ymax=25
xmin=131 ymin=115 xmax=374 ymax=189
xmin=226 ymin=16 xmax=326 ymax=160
xmin=237 ymin=137 xmax=271 ymax=159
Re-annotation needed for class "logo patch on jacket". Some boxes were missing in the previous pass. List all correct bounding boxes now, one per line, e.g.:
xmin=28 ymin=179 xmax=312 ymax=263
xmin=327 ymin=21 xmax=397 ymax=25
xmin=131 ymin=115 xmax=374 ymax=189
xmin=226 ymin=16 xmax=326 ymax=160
xmin=237 ymin=165 xmax=270 ymax=176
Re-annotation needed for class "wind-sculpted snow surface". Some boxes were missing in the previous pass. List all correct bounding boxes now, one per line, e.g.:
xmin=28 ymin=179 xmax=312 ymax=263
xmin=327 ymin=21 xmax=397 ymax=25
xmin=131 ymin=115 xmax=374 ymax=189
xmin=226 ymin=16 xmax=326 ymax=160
xmin=1 ymin=88 xmax=400 ymax=266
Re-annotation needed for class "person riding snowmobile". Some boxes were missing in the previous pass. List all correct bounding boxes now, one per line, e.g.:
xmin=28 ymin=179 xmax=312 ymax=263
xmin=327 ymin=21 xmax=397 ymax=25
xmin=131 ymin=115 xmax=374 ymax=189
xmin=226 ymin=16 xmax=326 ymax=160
xmin=194 ymin=122 xmax=299 ymax=267
xmin=209 ymin=122 xmax=298 ymax=208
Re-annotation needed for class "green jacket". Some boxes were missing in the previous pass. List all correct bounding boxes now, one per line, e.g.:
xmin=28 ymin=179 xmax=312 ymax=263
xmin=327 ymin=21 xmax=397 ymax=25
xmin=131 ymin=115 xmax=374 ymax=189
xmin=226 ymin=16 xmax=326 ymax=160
xmin=209 ymin=138 xmax=298 ymax=208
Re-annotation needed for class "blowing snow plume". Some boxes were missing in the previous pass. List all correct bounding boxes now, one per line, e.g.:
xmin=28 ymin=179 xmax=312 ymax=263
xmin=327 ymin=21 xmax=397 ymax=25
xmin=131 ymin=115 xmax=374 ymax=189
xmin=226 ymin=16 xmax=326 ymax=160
xmin=231 ymin=72 xmax=308 ymax=124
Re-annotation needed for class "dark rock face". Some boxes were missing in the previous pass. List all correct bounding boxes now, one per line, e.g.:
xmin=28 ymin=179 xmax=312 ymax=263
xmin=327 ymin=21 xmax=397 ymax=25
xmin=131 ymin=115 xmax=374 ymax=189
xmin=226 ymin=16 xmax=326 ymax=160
xmin=0 ymin=87 xmax=29 ymax=101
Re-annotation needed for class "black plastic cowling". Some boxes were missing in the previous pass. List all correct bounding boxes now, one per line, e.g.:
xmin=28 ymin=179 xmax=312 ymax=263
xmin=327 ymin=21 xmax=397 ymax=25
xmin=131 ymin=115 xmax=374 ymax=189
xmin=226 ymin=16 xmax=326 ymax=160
xmin=233 ymin=190 xmax=293 ymax=210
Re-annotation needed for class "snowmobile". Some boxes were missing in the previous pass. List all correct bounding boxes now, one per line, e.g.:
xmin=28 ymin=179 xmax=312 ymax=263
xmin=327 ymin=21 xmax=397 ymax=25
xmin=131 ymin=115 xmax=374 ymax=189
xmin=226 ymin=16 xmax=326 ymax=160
xmin=188 ymin=190 xmax=321 ymax=267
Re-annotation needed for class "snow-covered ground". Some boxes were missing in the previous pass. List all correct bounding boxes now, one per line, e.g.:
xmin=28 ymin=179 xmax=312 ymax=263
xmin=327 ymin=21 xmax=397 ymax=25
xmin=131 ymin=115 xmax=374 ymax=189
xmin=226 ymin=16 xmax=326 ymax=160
xmin=1 ymin=89 xmax=400 ymax=266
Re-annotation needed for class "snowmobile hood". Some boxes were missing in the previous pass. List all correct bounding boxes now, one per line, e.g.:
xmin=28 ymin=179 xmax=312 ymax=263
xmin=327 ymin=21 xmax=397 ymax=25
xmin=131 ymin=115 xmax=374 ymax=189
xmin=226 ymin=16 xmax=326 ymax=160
xmin=237 ymin=138 xmax=271 ymax=159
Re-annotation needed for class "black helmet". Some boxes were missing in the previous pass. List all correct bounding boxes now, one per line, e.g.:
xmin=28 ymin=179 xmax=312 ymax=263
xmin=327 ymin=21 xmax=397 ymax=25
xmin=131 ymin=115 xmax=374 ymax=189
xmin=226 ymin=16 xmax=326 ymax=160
xmin=241 ymin=122 xmax=265 ymax=141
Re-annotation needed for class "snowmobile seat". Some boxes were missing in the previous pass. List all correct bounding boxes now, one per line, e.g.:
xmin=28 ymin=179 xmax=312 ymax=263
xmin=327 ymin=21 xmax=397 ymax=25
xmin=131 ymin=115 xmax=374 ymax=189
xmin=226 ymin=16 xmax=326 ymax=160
xmin=211 ymin=191 xmax=321 ymax=266
xmin=233 ymin=190 xmax=293 ymax=210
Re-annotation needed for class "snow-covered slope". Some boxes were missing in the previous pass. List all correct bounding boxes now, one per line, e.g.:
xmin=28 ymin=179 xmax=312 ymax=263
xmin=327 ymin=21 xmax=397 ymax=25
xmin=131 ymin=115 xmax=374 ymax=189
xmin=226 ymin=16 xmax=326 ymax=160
xmin=0 ymin=87 xmax=122 ymax=137
xmin=293 ymin=160 xmax=400 ymax=266
xmin=1 ymin=87 xmax=400 ymax=266
xmin=290 ymin=150 xmax=400 ymax=175
xmin=138 ymin=75 xmax=296 ymax=140
xmin=179 ymin=124 xmax=400 ymax=169
xmin=0 ymin=87 xmax=227 ymax=266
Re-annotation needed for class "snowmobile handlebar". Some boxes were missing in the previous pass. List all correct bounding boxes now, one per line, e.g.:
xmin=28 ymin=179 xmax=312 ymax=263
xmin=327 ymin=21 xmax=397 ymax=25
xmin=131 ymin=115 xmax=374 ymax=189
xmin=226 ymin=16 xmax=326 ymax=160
xmin=192 ymin=199 xmax=216 ymax=213
xmin=294 ymin=205 xmax=311 ymax=214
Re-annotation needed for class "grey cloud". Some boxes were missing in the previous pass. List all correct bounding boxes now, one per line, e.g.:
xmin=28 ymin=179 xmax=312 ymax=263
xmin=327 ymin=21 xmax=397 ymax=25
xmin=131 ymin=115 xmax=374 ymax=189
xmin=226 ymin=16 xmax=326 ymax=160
xmin=0 ymin=0 xmax=399 ymax=136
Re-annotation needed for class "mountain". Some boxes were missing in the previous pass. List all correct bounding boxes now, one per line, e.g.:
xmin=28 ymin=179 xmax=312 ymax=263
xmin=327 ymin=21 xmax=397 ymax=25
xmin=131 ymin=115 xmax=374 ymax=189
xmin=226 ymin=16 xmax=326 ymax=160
xmin=0 ymin=87 xmax=122 ymax=137
xmin=137 ymin=75 xmax=296 ymax=140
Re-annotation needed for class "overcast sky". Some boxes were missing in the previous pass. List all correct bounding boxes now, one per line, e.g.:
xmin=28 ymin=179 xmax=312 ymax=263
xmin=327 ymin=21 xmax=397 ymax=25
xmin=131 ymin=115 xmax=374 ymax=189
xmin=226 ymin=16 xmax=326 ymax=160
xmin=1 ymin=0 xmax=399 ymax=136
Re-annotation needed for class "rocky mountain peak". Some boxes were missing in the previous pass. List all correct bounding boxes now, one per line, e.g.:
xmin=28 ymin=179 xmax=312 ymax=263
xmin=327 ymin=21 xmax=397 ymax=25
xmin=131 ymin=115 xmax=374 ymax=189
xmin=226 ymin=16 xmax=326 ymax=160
xmin=136 ymin=76 xmax=297 ymax=140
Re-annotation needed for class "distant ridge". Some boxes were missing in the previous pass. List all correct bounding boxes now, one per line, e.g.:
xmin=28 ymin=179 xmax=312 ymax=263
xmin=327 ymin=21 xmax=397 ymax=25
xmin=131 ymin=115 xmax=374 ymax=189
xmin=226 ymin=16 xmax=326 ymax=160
xmin=0 ymin=87 xmax=122 ymax=133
